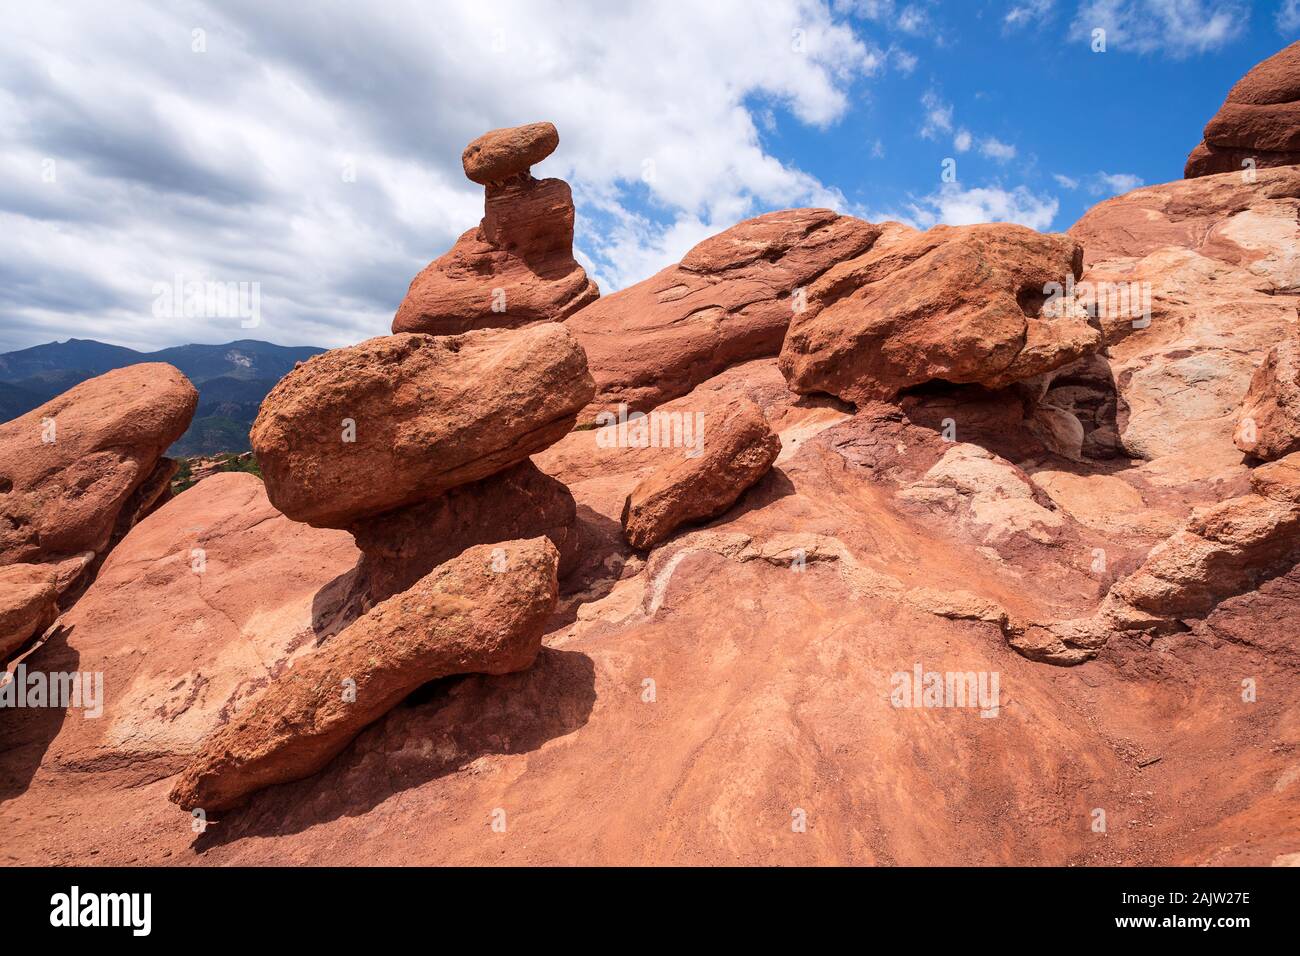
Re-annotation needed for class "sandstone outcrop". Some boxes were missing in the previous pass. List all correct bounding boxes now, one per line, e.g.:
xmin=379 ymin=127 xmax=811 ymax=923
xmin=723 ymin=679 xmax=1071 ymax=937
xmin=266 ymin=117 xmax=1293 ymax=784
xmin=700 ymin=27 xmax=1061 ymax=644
xmin=5 ymin=472 xmax=359 ymax=779
xmin=170 ymin=537 xmax=558 ymax=812
xmin=0 ymin=564 xmax=59 ymax=662
xmin=1185 ymin=41 xmax=1300 ymax=178
xmin=250 ymin=323 xmax=594 ymax=528
xmin=1235 ymin=334 xmax=1300 ymax=460
xmin=1067 ymin=166 xmax=1300 ymax=467
xmin=779 ymin=223 xmax=1099 ymax=404
xmin=349 ymin=460 xmax=580 ymax=606
xmin=621 ymin=397 xmax=780 ymax=549
xmin=0 ymin=363 xmax=197 ymax=590
xmin=393 ymin=122 xmax=597 ymax=335
xmin=567 ymin=208 xmax=880 ymax=418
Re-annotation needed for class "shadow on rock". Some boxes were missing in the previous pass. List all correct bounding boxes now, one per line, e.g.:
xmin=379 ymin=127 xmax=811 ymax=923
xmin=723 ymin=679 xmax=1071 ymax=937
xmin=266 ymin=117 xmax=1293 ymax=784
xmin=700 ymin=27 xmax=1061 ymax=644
xmin=0 ymin=625 xmax=77 ymax=802
xmin=191 ymin=647 xmax=597 ymax=849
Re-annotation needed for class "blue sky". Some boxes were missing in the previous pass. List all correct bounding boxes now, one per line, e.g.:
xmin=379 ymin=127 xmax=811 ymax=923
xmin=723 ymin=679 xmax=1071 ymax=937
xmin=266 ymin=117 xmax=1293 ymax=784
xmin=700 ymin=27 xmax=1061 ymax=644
xmin=0 ymin=1 xmax=1296 ymax=353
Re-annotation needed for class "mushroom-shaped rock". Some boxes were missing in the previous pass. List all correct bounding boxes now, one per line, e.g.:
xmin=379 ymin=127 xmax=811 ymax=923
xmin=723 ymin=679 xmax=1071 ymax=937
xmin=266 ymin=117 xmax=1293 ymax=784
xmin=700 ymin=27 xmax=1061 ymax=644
xmin=621 ymin=396 xmax=781 ymax=550
xmin=778 ymin=223 xmax=1098 ymax=404
xmin=462 ymin=122 xmax=560 ymax=185
xmin=250 ymin=324 xmax=595 ymax=528
xmin=169 ymin=536 xmax=559 ymax=812
xmin=394 ymin=122 xmax=596 ymax=335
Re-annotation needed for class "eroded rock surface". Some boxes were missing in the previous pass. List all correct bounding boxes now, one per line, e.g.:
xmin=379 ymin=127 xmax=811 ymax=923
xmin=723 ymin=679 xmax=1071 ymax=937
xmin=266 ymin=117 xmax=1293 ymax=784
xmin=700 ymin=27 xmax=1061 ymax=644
xmin=1235 ymin=334 xmax=1300 ymax=460
xmin=779 ymin=223 xmax=1099 ymax=403
xmin=170 ymin=537 xmax=558 ymax=812
xmin=0 ymin=364 xmax=197 ymax=586
xmin=1185 ymin=41 xmax=1300 ymax=178
xmin=251 ymin=324 xmax=594 ymax=528
xmin=567 ymin=208 xmax=880 ymax=418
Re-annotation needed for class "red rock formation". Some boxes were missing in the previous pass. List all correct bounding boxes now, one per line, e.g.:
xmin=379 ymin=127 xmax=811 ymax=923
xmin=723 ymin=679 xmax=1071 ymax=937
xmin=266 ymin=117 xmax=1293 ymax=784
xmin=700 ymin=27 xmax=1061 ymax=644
xmin=2 ymin=472 xmax=359 ymax=780
xmin=1185 ymin=41 xmax=1300 ymax=178
xmin=250 ymin=323 xmax=595 ymax=528
xmin=169 ymin=537 xmax=558 ymax=812
xmin=779 ymin=223 xmax=1097 ymax=403
xmin=566 ymin=208 xmax=880 ymax=418
xmin=621 ymin=396 xmax=781 ymax=549
xmin=349 ymin=460 xmax=581 ymax=606
xmin=393 ymin=122 xmax=597 ymax=335
xmin=1235 ymin=334 xmax=1300 ymax=460
xmin=0 ymin=564 xmax=58 ymax=662
xmin=0 ymin=363 xmax=197 ymax=592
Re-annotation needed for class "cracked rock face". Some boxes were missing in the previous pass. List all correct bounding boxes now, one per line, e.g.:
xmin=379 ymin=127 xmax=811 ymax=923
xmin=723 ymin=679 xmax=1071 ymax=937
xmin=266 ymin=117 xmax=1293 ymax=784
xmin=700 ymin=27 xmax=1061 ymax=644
xmin=1235 ymin=334 xmax=1300 ymax=461
xmin=778 ymin=222 xmax=1099 ymax=404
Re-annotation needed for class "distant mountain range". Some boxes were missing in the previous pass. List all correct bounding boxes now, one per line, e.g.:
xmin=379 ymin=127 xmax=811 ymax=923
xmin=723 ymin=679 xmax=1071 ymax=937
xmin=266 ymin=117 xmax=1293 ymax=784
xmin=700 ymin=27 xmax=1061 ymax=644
xmin=0 ymin=338 xmax=326 ymax=456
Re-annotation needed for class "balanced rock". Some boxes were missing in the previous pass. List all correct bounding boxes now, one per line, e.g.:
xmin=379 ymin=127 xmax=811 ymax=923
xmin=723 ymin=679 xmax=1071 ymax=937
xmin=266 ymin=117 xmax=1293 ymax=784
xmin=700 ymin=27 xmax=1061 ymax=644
xmin=349 ymin=460 xmax=581 ymax=606
xmin=1185 ymin=41 xmax=1300 ymax=178
xmin=0 ymin=564 xmax=59 ymax=662
xmin=393 ymin=122 xmax=597 ymax=336
xmin=169 ymin=537 xmax=559 ymax=812
xmin=251 ymin=323 xmax=595 ymax=528
xmin=621 ymin=397 xmax=781 ymax=549
xmin=0 ymin=363 xmax=197 ymax=579
xmin=1235 ymin=335 xmax=1300 ymax=461
xmin=462 ymin=122 xmax=559 ymax=185
xmin=779 ymin=223 xmax=1098 ymax=404
xmin=568 ymin=208 xmax=881 ymax=419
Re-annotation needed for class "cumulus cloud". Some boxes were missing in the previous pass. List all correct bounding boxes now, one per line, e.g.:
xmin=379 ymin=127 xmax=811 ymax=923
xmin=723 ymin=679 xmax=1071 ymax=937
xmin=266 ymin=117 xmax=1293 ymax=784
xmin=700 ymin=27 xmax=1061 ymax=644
xmin=954 ymin=129 xmax=973 ymax=152
xmin=919 ymin=90 xmax=955 ymax=139
xmin=898 ymin=183 xmax=1059 ymax=231
xmin=1053 ymin=173 xmax=1081 ymax=189
xmin=0 ymin=0 xmax=877 ymax=352
xmin=1070 ymin=0 xmax=1249 ymax=56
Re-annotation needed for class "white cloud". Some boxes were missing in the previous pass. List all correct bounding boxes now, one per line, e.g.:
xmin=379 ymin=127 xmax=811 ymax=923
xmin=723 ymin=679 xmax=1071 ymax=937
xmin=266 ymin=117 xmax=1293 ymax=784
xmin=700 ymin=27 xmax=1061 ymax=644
xmin=1091 ymin=171 xmax=1144 ymax=194
xmin=954 ymin=129 xmax=973 ymax=152
xmin=0 ymin=0 xmax=877 ymax=352
xmin=1070 ymin=0 xmax=1249 ymax=56
xmin=1004 ymin=0 xmax=1055 ymax=30
xmin=919 ymin=90 xmax=954 ymax=138
xmin=891 ymin=46 xmax=920 ymax=73
xmin=1278 ymin=0 xmax=1300 ymax=32
xmin=902 ymin=183 xmax=1059 ymax=231
xmin=979 ymin=137 xmax=1018 ymax=161
xmin=1053 ymin=173 xmax=1081 ymax=189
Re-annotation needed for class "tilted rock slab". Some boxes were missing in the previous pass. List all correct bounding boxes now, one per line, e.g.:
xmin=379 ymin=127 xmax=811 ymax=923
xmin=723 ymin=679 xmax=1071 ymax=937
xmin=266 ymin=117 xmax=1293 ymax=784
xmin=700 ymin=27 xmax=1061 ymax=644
xmin=779 ymin=223 xmax=1099 ymax=404
xmin=0 ymin=363 xmax=197 ymax=579
xmin=621 ymin=396 xmax=781 ymax=549
xmin=1235 ymin=334 xmax=1300 ymax=461
xmin=567 ymin=208 xmax=881 ymax=419
xmin=393 ymin=122 xmax=597 ymax=335
xmin=1186 ymin=41 xmax=1300 ymax=178
xmin=349 ymin=460 xmax=581 ymax=607
xmin=251 ymin=323 xmax=595 ymax=528
xmin=170 ymin=537 xmax=559 ymax=812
